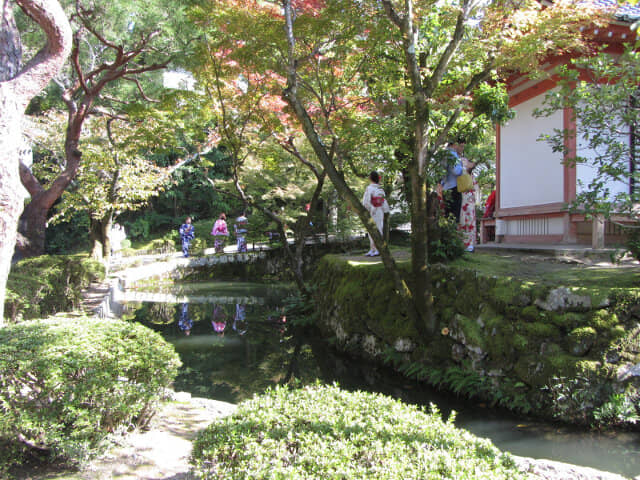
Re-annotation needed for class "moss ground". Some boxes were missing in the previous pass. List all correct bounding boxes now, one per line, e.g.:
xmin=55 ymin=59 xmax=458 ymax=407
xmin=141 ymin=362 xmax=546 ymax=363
xmin=451 ymin=251 xmax=640 ymax=290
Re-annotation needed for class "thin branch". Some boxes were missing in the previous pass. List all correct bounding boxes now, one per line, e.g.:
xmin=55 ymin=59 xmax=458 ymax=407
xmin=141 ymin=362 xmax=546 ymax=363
xmin=122 ymin=76 xmax=161 ymax=103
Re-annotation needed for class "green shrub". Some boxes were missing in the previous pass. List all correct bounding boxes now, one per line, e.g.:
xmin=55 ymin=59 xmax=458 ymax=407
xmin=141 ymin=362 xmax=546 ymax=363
xmin=625 ymin=226 xmax=640 ymax=261
xmin=191 ymin=384 xmax=527 ymax=480
xmin=428 ymin=216 xmax=465 ymax=263
xmin=5 ymin=255 xmax=105 ymax=323
xmin=0 ymin=317 xmax=181 ymax=469
xmin=593 ymin=390 xmax=640 ymax=427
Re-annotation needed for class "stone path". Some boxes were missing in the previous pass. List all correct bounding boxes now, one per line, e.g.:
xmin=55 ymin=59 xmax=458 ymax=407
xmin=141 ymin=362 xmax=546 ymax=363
xmin=17 ymin=393 xmax=236 ymax=480
xmin=79 ymin=281 xmax=111 ymax=316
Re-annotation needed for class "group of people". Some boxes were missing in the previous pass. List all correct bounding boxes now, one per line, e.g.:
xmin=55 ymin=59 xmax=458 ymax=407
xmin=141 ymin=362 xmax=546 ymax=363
xmin=178 ymin=213 xmax=249 ymax=258
xmin=362 ymin=137 xmax=480 ymax=258
xmin=439 ymin=137 xmax=478 ymax=253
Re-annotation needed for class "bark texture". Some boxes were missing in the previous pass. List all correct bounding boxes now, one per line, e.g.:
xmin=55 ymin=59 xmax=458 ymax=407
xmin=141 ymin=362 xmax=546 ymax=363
xmin=0 ymin=0 xmax=71 ymax=324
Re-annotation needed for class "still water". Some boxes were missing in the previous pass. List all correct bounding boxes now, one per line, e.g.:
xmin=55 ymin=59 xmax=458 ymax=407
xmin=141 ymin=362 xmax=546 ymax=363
xmin=123 ymin=281 xmax=640 ymax=478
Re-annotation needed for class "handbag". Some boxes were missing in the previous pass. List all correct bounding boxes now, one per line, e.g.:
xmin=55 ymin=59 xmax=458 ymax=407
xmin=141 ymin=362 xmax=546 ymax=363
xmin=457 ymin=173 xmax=473 ymax=193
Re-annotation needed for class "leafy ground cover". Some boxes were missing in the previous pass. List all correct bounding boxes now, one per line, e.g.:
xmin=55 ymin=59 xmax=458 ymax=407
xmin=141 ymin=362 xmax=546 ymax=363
xmin=191 ymin=384 xmax=529 ymax=480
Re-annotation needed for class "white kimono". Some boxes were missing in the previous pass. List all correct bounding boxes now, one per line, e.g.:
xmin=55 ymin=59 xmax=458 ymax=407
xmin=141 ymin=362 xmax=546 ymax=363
xmin=362 ymin=183 xmax=390 ymax=234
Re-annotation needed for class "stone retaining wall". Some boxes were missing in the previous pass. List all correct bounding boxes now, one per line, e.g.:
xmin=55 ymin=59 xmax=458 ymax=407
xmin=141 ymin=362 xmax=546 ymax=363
xmin=312 ymin=255 xmax=640 ymax=426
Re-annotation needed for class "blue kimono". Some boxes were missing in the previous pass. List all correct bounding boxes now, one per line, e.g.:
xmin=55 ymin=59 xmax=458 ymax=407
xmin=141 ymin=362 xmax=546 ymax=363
xmin=179 ymin=223 xmax=195 ymax=257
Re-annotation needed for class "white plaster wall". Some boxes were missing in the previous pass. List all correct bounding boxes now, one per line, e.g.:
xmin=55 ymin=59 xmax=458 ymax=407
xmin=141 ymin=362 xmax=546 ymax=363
xmin=576 ymin=115 xmax=630 ymax=199
xmin=500 ymin=95 xmax=564 ymax=208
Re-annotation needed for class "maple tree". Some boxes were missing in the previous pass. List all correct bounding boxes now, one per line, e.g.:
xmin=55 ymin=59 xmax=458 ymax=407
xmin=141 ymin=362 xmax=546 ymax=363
xmin=193 ymin=0 xmax=605 ymax=334
xmin=187 ymin=18 xmax=328 ymax=295
xmin=17 ymin=0 xmax=187 ymax=257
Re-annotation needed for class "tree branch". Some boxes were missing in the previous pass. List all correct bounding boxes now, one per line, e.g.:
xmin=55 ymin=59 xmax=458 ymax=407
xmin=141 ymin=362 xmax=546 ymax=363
xmin=12 ymin=0 xmax=72 ymax=104
xmin=122 ymin=76 xmax=160 ymax=103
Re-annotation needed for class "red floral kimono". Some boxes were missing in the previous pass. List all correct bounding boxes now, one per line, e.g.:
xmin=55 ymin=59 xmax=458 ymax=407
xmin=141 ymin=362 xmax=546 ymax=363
xmin=459 ymin=175 xmax=478 ymax=250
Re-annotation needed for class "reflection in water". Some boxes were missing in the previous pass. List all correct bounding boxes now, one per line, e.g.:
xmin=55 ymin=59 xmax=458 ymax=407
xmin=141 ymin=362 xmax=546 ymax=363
xmin=178 ymin=303 xmax=193 ymax=336
xmin=122 ymin=283 xmax=640 ymax=478
xmin=211 ymin=305 xmax=227 ymax=336
xmin=233 ymin=304 xmax=247 ymax=335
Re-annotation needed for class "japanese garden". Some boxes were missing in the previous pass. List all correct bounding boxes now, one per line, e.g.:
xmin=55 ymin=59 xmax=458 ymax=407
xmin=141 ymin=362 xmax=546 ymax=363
xmin=1 ymin=0 xmax=640 ymax=479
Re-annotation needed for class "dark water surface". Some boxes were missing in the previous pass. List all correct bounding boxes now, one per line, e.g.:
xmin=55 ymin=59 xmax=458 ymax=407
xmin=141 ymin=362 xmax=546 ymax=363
xmin=123 ymin=281 xmax=640 ymax=478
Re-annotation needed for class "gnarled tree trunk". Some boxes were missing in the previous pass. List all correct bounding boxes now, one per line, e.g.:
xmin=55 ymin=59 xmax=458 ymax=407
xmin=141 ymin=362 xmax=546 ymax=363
xmin=0 ymin=0 xmax=71 ymax=324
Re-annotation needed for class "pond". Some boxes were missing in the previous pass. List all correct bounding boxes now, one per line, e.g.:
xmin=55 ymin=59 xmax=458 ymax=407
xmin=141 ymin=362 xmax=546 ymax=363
xmin=122 ymin=280 xmax=640 ymax=478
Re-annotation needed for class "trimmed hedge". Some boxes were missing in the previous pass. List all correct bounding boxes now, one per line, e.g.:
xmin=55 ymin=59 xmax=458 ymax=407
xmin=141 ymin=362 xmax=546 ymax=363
xmin=0 ymin=317 xmax=181 ymax=469
xmin=191 ymin=384 xmax=527 ymax=480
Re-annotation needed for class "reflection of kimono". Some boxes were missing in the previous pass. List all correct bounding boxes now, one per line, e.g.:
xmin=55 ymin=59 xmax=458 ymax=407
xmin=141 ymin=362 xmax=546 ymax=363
xmin=233 ymin=304 xmax=247 ymax=335
xmin=178 ymin=303 xmax=193 ymax=333
xmin=211 ymin=305 xmax=226 ymax=333
xmin=459 ymin=175 xmax=478 ymax=250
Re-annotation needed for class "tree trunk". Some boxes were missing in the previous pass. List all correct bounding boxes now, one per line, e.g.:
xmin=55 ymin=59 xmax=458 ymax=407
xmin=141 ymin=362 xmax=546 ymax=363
xmin=0 ymin=0 xmax=72 ymax=324
xmin=89 ymin=215 xmax=112 ymax=261
xmin=0 ymin=91 xmax=24 ymax=326
xmin=17 ymin=112 xmax=85 ymax=257
xmin=17 ymin=197 xmax=48 ymax=257
xmin=282 ymin=0 xmax=422 ymax=329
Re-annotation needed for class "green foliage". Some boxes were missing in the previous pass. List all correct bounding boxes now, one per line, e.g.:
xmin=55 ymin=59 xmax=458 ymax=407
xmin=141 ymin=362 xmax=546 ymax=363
xmin=544 ymin=373 xmax=614 ymax=425
xmin=123 ymin=212 xmax=176 ymax=242
xmin=44 ymin=210 xmax=91 ymax=254
xmin=593 ymin=390 xmax=640 ymax=428
xmin=471 ymin=83 xmax=514 ymax=125
xmin=625 ymin=227 xmax=640 ymax=262
xmin=5 ymin=256 xmax=105 ymax=323
xmin=428 ymin=216 xmax=466 ymax=263
xmin=146 ymin=161 xmax=238 ymax=226
xmin=0 ymin=317 xmax=181 ymax=469
xmin=191 ymin=384 xmax=527 ymax=480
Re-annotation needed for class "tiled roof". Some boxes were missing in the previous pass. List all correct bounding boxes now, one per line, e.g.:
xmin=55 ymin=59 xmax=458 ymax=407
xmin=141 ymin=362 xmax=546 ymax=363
xmin=593 ymin=0 xmax=640 ymax=20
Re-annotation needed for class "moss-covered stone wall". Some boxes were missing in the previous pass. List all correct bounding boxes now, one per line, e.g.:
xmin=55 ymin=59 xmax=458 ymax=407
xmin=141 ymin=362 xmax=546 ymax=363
xmin=312 ymin=255 xmax=640 ymax=426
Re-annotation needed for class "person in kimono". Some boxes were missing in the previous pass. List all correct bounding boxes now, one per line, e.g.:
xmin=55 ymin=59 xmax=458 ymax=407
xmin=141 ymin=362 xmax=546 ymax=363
xmin=459 ymin=157 xmax=478 ymax=253
xmin=211 ymin=213 xmax=229 ymax=253
xmin=234 ymin=214 xmax=248 ymax=253
xmin=179 ymin=216 xmax=195 ymax=257
xmin=439 ymin=139 xmax=465 ymax=222
xmin=362 ymin=171 xmax=390 ymax=257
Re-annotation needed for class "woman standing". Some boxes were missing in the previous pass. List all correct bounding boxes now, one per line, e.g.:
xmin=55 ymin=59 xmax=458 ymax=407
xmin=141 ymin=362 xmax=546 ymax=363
xmin=211 ymin=213 xmax=229 ymax=253
xmin=179 ymin=216 xmax=195 ymax=257
xmin=459 ymin=158 xmax=477 ymax=252
xmin=362 ymin=171 xmax=390 ymax=257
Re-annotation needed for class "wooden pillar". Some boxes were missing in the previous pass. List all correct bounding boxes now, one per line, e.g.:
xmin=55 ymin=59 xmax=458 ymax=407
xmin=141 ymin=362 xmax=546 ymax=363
xmin=563 ymin=107 xmax=577 ymax=244
xmin=592 ymin=215 xmax=605 ymax=249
